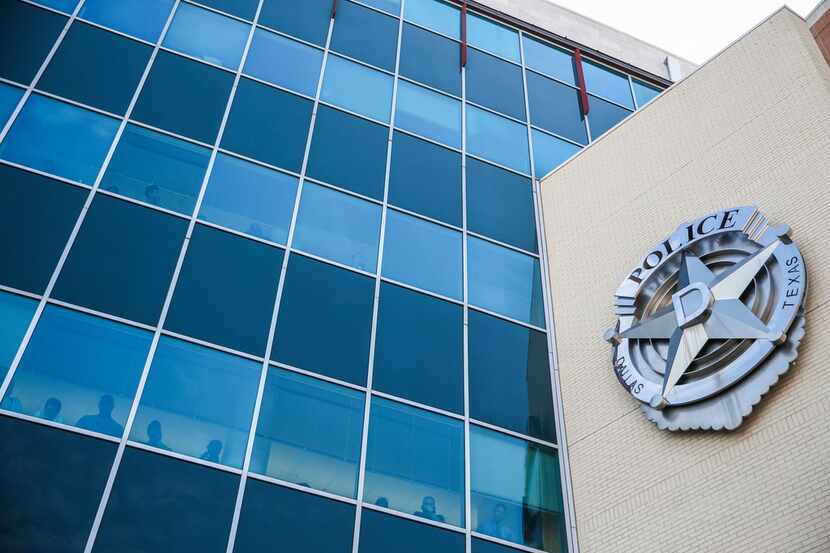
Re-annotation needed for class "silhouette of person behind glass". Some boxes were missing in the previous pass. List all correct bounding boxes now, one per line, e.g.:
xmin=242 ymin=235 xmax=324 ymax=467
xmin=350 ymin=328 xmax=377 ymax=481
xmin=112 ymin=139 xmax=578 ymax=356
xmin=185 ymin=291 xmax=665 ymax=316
xmin=200 ymin=440 xmax=223 ymax=463
xmin=146 ymin=420 xmax=170 ymax=450
xmin=36 ymin=397 xmax=65 ymax=423
xmin=477 ymin=503 xmax=515 ymax=541
xmin=375 ymin=497 xmax=389 ymax=508
xmin=414 ymin=496 xmax=445 ymax=522
xmin=77 ymin=395 xmax=123 ymax=437
xmin=144 ymin=184 xmax=161 ymax=206
xmin=0 ymin=381 xmax=23 ymax=412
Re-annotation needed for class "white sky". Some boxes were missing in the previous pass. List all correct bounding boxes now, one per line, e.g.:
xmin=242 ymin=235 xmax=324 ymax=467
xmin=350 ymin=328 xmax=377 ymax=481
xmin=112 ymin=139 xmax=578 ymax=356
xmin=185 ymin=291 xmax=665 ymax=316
xmin=544 ymin=0 xmax=820 ymax=64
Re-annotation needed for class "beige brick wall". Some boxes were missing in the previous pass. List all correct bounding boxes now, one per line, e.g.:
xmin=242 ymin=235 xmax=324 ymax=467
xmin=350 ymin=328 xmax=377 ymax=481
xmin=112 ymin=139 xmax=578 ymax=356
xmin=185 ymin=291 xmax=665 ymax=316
xmin=539 ymin=9 xmax=830 ymax=553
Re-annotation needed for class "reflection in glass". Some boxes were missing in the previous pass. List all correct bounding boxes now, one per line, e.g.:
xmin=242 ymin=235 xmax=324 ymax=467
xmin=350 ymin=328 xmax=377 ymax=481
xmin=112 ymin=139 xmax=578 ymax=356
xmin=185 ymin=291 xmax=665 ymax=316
xmin=468 ymin=13 xmax=520 ymax=62
xmin=522 ymin=36 xmax=575 ymax=86
xmin=364 ymin=398 xmax=465 ymax=527
xmin=3 ymin=306 xmax=152 ymax=437
xmin=466 ymin=104 xmax=529 ymax=174
xmin=131 ymin=337 xmax=260 ymax=468
xmin=79 ymin=0 xmax=175 ymax=43
xmin=582 ymin=59 xmax=634 ymax=109
xmin=396 ymin=80 xmax=461 ymax=149
xmin=245 ymin=28 xmax=323 ymax=97
xmin=250 ymin=368 xmax=365 ymax=498
xmin=633 ymin=79 xmax=662 ymax=107
xmin=330 ymin=0 xmax=399 ymax=71
xmin=164 ymin=2 xmax=250 ymax=70
xmin=404 ymin=0 xmax=460 ymax=40
xmin=0 ymin=291 xmax=37 ymax=382
xmin=531 ymin=129 xmax=580 ymax=178
xmin=321 ymin=55 xmax=393 ymax=122
xmin=587 ymin=94 xmax=632 ymax=140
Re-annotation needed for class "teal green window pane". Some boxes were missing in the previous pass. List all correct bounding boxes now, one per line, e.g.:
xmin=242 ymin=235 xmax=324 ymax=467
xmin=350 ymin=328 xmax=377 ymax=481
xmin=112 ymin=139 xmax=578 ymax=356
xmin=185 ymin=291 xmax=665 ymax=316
xmin=400 ymin=23 xmax=461 ymax=96
xmin=360 ymin=509 xmax=465 ymax=553
xmin=198 ymin=0 xmax=258 ymax=20
xmin=633 ymin=79 xmax=662 ymax=107
xmin=293 ymin=183 xmax=382 ymax=272
xmin=164 ymin=2 xmax=250 ymax=70
xmin=331 ymin=0 xmax=398 ymax=71
xmin=582 ymin=59 xmax=634 ymax=109
xmin=244 ymin=28 xmax=323 ymax=97
xmin=0 ymin=2 xmax=66 ymax=85
xmin=468 ymin=237 xmax=545 ymax=327
xmin=0 ymin=292 xmax=37 ymax=383
xmin=79 ymin=0 xmax=175 ymax=43
xmin=587 ymin=94 xmax=632 ymax=140
xmin=522 ymin=36 xmax=575 ymax=86
xmin=466 ymin=105 xmax=529 ymax=174
xmin=321 ymin=55 xmax=393 ymax=122
xmin=466 ymin=48 xmax=525 ymax=120
xmin=199 ymin=153 xmax=297 ymax=244
xmin=531 ymin=129 xmax=579 ymax=177
xmin=0 ymin=83 xmax=23 ymax=135
xmin=404 ymin=0 xmax=459 ymax=40
xmin=102 ymin=124 xmax=211 ymax=215
xmin=260 ymin=0 xmax=331 ymax=46
xmin=396 ymin=79 xmax=461 ymax=148
xmin=468 ymin=13 xmax=519 ymax=62
xmin=527 ymin=71 xmax=587 ymax=145
xmin=251 ymin=368 xmax=365 ymax=498
xmin=0 ymin=94 xmax=119 ymax=184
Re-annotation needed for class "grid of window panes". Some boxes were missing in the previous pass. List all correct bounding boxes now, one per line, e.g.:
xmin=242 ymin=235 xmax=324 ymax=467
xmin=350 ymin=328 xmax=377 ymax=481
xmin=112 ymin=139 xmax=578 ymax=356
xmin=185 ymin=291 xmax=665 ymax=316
xmin=0 ymin=1 xmax=666 ymax=552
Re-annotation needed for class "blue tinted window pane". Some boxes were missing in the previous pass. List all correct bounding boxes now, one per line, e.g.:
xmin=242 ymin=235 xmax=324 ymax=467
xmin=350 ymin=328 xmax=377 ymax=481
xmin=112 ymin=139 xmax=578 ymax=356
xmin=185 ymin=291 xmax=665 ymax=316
xmin=307 ymin=106 xmax=388 ymax=200
xmin=0 ymin=94 xmax=118 ymax=183
xmin=364 ymin=398 xmax=465 ymax=527
xmin=471 ymin=426 xmax=566 ymax=553
xmin=4 ymin=306 xmax=152 ymax=437
xmin=468 ymin=14 xmax=519 ymax=62
xmin=0 ymin=82 xmax=23 ymax=126
xmin=404 ymin=0 xmax=459 ymax=40
xmin=0 ymin=416 xmax=116 ymax=553
xmin=200 ymin=154 xmax=297 ymax=244
xmin=382 ymin=210 xmax=462 ymax=299
xmin=133 ymin=51 xmax=234 ymax=144
xmin=467 ymin=158 xmax=536 ymax=252
xmin=331 ymin=0 xmax=398 ymax=71
xmin=222 ymin=78 xmax=313 ymax=172
xmin=95 ymin=447 xmax=239 ymax=553
xmin=0 ymin=292 xmax=37 ymax=382
xmin=400 ymin=23 xmax=460 ymax=96
xmin=469 ymin=310 xmax=555 ymax=442
xmin=389 ymin=131 xmax=461 ymax=226
xmin=587 ymin=94 xmax=632 ymax=140
xmin=468 ymin=237 xmax=545 ymax=327
xmin=235 ymin=479 xmax=356 ymax=553
xmin=633 ymin=79 xmax=662 ymax=107
xmin=166 ymin=225 xmax=283 ymax=356
xmin=80 ymin=0 xmax=174 ymax=43
xmin=131 ymin=337 xmax=260 ymax=468
xmin=467 ymin=48 xmax=525 ymax=120
xmin=164 ymin=3 xmax=250 ymax=70
xmin=245 ymin=28 xmax=323 ymax=97
xmin=531 ymin=129 xmax=579 ymax=177
xmin=102 ymin=124 xmax=211 ymax=215
xmin=522 ymin=36 xmax=575 ymax=86
xmin=362 ymin=0 xmax=400 ymax=14
xmin=321 ymin=55 xmax=393 ymax=122
xmin=251 ymin=368 xmax=365 ymax=497
xmin=33 ymin=0 xmax=78 ymax=12
xmin=374 ymin=283 xmax=463 ymax=413
xmin=527 ymin=72 xmax=587 ymax=145
xmin=260 ymin=0 xmax=331 ymax=46
xmin=198 ymin=0 xmax=258 ymax=20
xmin=0 ymin=165 xmax=86 ymax=294
xmin=294 ymin=183 xmax=381 ymax=272
xmin=396 ymin=80 xmax=461 ymax=148
xmin=583 ymin=60 xmax=634 ymax=109
xmin=273 ymin=255 xmax=375 ymax=386
xmin=360 ymin=509 xmax=465 ymax=553
xmin=53 ymin=195 xmax=187 ymax=325
xmin=0 ymin=2 xmax=66 ymax=85
xmin=466 ymin=105 xmax=529 ymax=174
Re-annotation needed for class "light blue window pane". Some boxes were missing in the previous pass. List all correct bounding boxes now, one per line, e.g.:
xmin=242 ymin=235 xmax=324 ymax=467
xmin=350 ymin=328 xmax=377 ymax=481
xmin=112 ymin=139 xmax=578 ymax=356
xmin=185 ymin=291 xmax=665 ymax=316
xmin=2 ymin=306 xmax=152 ymax=437
xmin=34 ymin=0 xmax=78 ymax=13
xmin=80 ymin=0 xmax=175 ymax=43
xmin=199 ymin=153 xmax=297 ymax=244
xmin=163 ymin=2 xmax=250 ymax=70
xmin=466 ymin=105 xmax=529 ymax=174
xmin=582 ymin=59 xmax=634 ymax=109
xmin=404 ymin=0 xmax=460 ymax=40
xmin=531 ymin=129 xmax=580 ymax=178
xmin=633 ymin=79 xmax=662 ymax=107
xmin=468 ymin=13 xmax=519 ymax=63
xmin=0 ymin=291 xmax=37 ymax=383
xmin=468 ymin=236 xmax=545 ymax=327
xmin=131 ymin=337 xmax=260 ymax=468
xmin=0 ymin=94 xmax=118 ymax=184
xmin=396 ymin=80 xmax=461 ymax=149
xmin=361 ymin=0 xmax=401 ymax=15
xmin=364 ymin=397 xmax=465 ymax=527
xmin=0 ymin=82 xmax=23 ymax=127
xmin=293 ymin=183 xmax=382 ymax=272
xmin=244 ymin=28 xmax=323 ymax=97
xmin=321 ymin=55 xmax=393 ymax=122
xmin=101 ymin=124 xmax=211 ymax=215
xmin=251 ymin=368 xmax=365 ymax=498
xmin=382 ymin=210 xmax=462 ymax=300
xmin=522 ymin=36 xmax=575 ymax=86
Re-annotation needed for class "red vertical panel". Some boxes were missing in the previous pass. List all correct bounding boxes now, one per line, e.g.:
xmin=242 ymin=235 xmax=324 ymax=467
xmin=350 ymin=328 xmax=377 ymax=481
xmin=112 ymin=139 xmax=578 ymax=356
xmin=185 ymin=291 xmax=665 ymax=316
xmin=460 ymin=1 xmax=468 ymax=68
xmin=574 ymin=48 xmax=590 ymax=116
xmin=331 ymin=0 xmax=338 ymax=18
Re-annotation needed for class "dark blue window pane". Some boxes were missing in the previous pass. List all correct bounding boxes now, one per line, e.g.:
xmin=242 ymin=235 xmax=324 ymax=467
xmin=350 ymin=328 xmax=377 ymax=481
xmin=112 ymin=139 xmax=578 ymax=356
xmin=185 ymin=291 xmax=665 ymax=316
xmin=587 ymin=94 xmax=632 ymax=140
xmin=0 ymin=2 xmax=65 ymax=85
xmin=102 ymin=124 xmax=211 ymax=215
xmin=359 ymin=509 xmax=465 ymax=553
xmin=0 ymin=292 xmax=36 ymax=382
xmin=389 ymin=131 xmax=461 ymax=226
xmin=633 ymin=79 xmax=662 ymax=107
xmin=79 ymin=0 xmax=175 ymax=43
xmin=469 ymin=310 xmax=555 ymax=442
xmin=0 ymin=82 xmax=23 ymax=126
xmin=199 ymin=153 xmax=297 ymax=244
xmin=307 ymin=106 xmax=388 ymax=200
xmin=467 ymin=158 xmax=537 ymax=252
xmin=94 ymin=447 xmax=239 ymax=553
xmin=245 ymin=28 xmax=323 ymax=97
xmin=164 ymin=3 xmax=250 ymax=70
xmin=400 ymin=23 xmax=460 ymax=96
xmin=222 ymin=77 xmax=313 ymax=172
xmin=466 ymin=105 xmax=529 ymax=174
xmin=522 ymin=36 xmax=575 ymax=86
xmin=396 ymin=79 xmax=461 ymax=148
xmin=473 ymin=537 xmax=544 ymax=553
xmin=39 ymin=22 xmax=152 ymax=114
xmin=374 ymin=283 xmax=463 ymax=413
xmin=582 ymin=60 xmax=634 ymax=109
xmin=526 ymin=72 xmax=587 ymax=145
xmin=467 ymin=48 xmax=525 ymax=120
xmin=531 ymin=129 xmax=579 ymax=177
xmin=133 ymin=51 xmax=234 ymax=144
xmin=404 ymin=0 xmax=460 ymax=40
xmin=0 ymin=416 xmax=116 ymax=553
xmin=53 ymin=195 xmax=187 ymax=325
xmin=235 ymin=479 xmax=356 ymax=553
xmin=468 ymin=13 xmax=519 ymax=62
xmin=0 ymin=165 xmax=86 ymax=294
xmin=131 ymin=337 xmax=260 ymax=467
xmin=272 ymin=255 xmax=374 ymax=386
xmin=34 ymin=0 xmax=78 ymax=12
xmin=364 ymin=398 xmax=465 ymax=527
xmin=251 ymin=368 xmax=365 ymax=498
xmin=331 ymin=0 xmax=398 ymax=71
xmin=166 ymin=225 xmax=283 ymax=356
xmin=321 ymin=55 xmax=393 ymax=122
xmin=198 ymin=0 xmax=259 ymax=20
xmin=5 ymin=306 xmax=152 ymax=437
xmin=0 ymin=94 xmax=119 ymax=184
xmin=260 ymin=0 xmax=331 ymax=46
